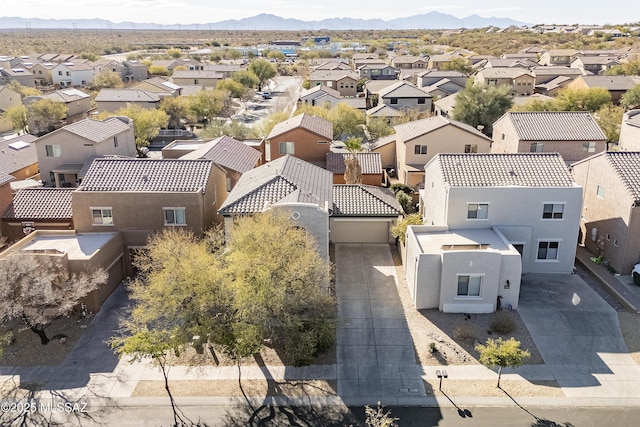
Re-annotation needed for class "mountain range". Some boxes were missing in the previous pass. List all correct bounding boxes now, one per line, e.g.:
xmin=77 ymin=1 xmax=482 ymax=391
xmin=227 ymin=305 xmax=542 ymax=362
xmin=0 ymin=12 xmax=529 ymax=31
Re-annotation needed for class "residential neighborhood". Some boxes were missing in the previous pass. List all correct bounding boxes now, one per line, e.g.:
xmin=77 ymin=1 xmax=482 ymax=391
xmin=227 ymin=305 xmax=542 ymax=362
xmin=1 ymin=15 xmax=640 ymax=426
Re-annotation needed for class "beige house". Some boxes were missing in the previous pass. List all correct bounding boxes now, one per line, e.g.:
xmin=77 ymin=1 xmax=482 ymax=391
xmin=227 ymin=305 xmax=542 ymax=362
xmin=0 ymin=84 xmax=22 ymax=132
xmin=298 ymin=85 xmax=342 ymax=108
xmin=474 ymin=68 xmax=535 ymax=95
xmin=566 ymin=75 xmax=640 ymax=104
xmin=376 ymin=81 xmax=433 ymax=112
xmin=37 ymin=88 xmax=93 ymax=123
xmin=266 ymin=113 xmax=333 ymax=166
xmin=95 ymin=89 xmax=162 ymax=113
xmin=492 ymin=112 xmax=607 ymax=163
xmin=0 ymin=134 xmax=38 ymax=181
xmin=29 ymin=62 xmax=55 ymax=86
xmin=0 ymin=67 xmax=35 ymax=87
xmin=392 ymin=56 xmax=427 ymax=69
xmin=406 ymin=153 xmax=582 ymax=312
xmin=0 ymin=173 xmax=14 ymax=233
xmin=130 ymin=77 xmax=181 ymax=96
xmin=538 ymin=49 xmax=580 ymax=66
xmin=394 ymin=116 xmax=492 ymax=188
xmin=171 ymin=70 xmax=223 ymax=88
xmin=308 ymin=70 xmax=359 ymax=97
xmin=73 ymin=158 xmax=227 ymax=275
xmin=619 ymin=110 xmax=640 ymax=151
xmin=571 ymin=151 xmax=640 ymax=274
xmin=0 ymin=230 xmax=125 ymax=313
xmin=33 ymin=117 xmax=136 ymax=187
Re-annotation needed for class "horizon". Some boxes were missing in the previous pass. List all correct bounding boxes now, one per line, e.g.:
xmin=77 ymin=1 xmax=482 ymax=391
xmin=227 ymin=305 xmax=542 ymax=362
xmin=0 ymin=1 xmax=633 ymax=27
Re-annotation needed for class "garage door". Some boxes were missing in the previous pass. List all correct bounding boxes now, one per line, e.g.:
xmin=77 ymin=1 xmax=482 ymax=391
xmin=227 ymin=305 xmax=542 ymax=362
xmin=330 ymin=220 xmax=390 ymax=243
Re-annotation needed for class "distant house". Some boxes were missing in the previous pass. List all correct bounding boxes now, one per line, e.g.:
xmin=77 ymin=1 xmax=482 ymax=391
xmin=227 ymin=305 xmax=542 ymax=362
xmin=130 ymin=77 xmax=181 ymax=96
xmin=570 ymin=56 xmax=621 ymax=75
xmin=0 ymin=67 xmax=35 ymax=87
xmin=218 ymin=155 xmax=333 ymax=260
xmin=352 ymin=58 xmax=386 ymax=71
xmin=178 ymin=135 xmax=262 ymax=191
xmin=376 ymin=81 xmax=433 ymax=112
xmin=266 ymin=113 xmax=333 ymax=166
xmin=618 ymin=110 xmax=640 ymax=151
xmin=33 ymin=117 xmax=136 ymax=187
xmin=313 ymin=60 xmax=351 ymax=71
xmin=392 ymin=55 xmax=427 ymax=69
xmin=538 ymin=49 xmax=580 ymax=66
xmin=482 ymin=58 xmax=538 ymax=68
xmin=417 ymin=70 xmax=469 ymax=88
xmin=572 ymin=151 xmax=640 ymax=274
xmin=0 ymin=134 xmax=38 ymax=181
xmin=1 ymin=187 xmax=74 ymax=243
xmin=0 ymin=84 xmax=22 ymax=132
xmin=534 ymin=75 xmax=574 ymax=97
xmin=299 ymin=85 xmax=342 ymax=107
xmin=406 ymin=153 xmax=582 ymax=313
xmin=433 ymin=92 xmax=458 ymax=118
xmin=28 ymin=62 xmax=56 ymax=86
xmin=492 ymin=112 xmax=608 ymax=162
xmin=357 ymin=63 xmax=398 ymax=80
xmin=0 ymin=172 xmax=14 ymax=230
xmin=366 ymin=103 xmax=404 ymax=124
xmin=51 ymin=62 xmax=95 ymax=88
xmin=308 ymin=70 xmax=359 ymax=97
xmin=474 ymin=68 xmax=535 ymax=95
xmin=566 ymin=75 xmax=640 ymax=104
xmin=95 ymin=89 xmax=162 ymax=113
xmin=532 ymin=66 xmax=583 ymax=86
xmin=171 ymin=70 xmax=223 ymax=88
xmin=73 ymin=158 xmax=227 ymax=274
xmin=326 ymin=152 xmax=383 ymax=185
xmin=394 ymin=116 xmax=492 ymax=187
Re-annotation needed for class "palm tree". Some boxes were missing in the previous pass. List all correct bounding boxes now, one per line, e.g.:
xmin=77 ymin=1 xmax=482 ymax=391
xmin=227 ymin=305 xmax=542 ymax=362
xmin=344 ymin=137 xmax=363 ymax=185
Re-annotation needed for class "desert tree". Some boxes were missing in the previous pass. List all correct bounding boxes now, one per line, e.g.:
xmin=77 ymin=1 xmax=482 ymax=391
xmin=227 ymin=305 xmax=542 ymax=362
xmin=329 ymin=103 xmax=366 ymax=139
xmin=440 ymin=57 xmax=472 ymax=75
xmin=7 ymin=80 xmax=41 ymax=97
xmin=249 ymin=59 xmax=277 ymax=91
xmin=159 ymin=96 xmax=191 ymax=129
xmin=366 ymin=117 xmax=394 ymax=140
xmin=216 ymin=79 xmax=249 ymax=99
xmin=475 ymin=337 xmax=530 ymax=388
xmin=26 ymin=98 xmax=68 ymax=135
xmin=595 ymin=104 xmax=624 ymax=144
xmin=90 ymin=70 xmax=124 ymax=90
xmin=344 ymin=137 xmax=363 ymax=185
xmin=114 ymin=104 xmax=169 ymax=149
xmin=621 ymin=84 xmax=640 ymax=110
xmin=554 ymin=87 xmax=612 ymax=113
xmin=5 ymin=105 xmax=29 ymax=134
xmin=253 ymin=111 xmax=289 ymax=138
xmin=391 ymin=213 xmax=422 ymax=243
xmin=188 ymin=89 xmax=227 ymax=123
xmin=452 ymin=81 xmax=513 ymax=136
xmin=231 ymin=70 xmax=259 ymax=89
xmin=111 ymin=228 xmax=229 ymax=427
xmin=0 ymin=254 xmax=107 ymax=345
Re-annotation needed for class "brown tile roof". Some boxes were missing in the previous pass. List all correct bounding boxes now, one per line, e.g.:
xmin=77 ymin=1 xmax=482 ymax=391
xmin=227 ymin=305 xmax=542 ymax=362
xmin=332 ymin=184 xmax=403 ymax=217
xmin=181 ymin=135 xmax=261 ymax=173
xmin=435 ymin=153 xmax=576 ymax=187
xmin=394 ymin=115 xmax=491 ymax=143
xmin=3 ymin=188 xmax=74 ymax=219
xmin=0 ymin=134 xmax=38 ymax=175
xmin=79 ymin=158 xmax=214 ymax=193
xmin=267 ymin=113 xmax=333 ymax=140
xmin=503 ymin=112 xmax=606 ymax=141
xmin=218 ymin=155 xmax=333 ymax=215
xmin=326 ymin=152 xmax=383 ymax=175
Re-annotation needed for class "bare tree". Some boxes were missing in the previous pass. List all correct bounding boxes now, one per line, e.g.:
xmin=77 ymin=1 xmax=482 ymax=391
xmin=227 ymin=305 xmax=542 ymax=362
xmin=0 ymin=254 xmax=107 ymax=345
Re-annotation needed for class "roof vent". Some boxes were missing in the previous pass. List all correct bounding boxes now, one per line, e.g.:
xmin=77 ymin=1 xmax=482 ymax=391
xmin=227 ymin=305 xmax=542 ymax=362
xmin=509 ymin=169 xmax=517 ymax=177
xmin=142 ymin=175 xmax=148 ymax=182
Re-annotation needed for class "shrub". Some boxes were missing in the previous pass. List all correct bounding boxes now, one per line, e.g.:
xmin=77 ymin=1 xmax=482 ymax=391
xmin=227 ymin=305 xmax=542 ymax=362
xmin=490 ymin=311 xmax=516 ymax=335
xmin=395 ymin=191 xmax=411 ymax=214
xmin=391 ymin=213 xmax=422 ymax=243
xmin=453 ymin=323 xmax=475 ymax=342
xmin=390 ymin=183 xmax=413 ymax=195
xmin=429 ymin=342 xmax=438 ymax=353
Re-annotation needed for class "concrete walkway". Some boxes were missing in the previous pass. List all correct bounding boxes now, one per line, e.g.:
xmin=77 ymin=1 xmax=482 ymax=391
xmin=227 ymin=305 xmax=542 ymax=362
xmin=334 ymin=244 xmax=426 ymax=405
xmin=518 ymin=273 xmax=640 ymax=399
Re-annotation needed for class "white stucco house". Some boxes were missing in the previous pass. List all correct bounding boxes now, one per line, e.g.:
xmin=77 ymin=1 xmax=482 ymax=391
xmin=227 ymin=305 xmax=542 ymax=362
xmin=405 ymin=153 xmax=583 ymax=313
xmin=618 ymin=110 xmax=640 ymax=151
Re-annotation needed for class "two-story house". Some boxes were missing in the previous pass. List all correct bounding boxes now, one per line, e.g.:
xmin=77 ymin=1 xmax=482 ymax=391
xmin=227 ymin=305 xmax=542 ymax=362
xmin=51 ymin=63 xmax=95 ymax=88
xmin=571 ymin=151 xmax=640 ymax=274
xmin=0 ymin=134 xmax=39 ymax=181
xmin=266 ymin=113 xmax=333 ymax=166
xmin=171 ymin=70 xmax=223 ymax=88
xmin=28 ymin=62 xmax=55 ymax=86
xmin=474 ymin=68 xmax=535 ymax=95
xmin=391 ymin=55 xmax=428 ymax=69
xmin=73 ymin=157 xmax=227 ymax=274
xmin=357 ymin=63 xmax=398 ymax=80
xmin=33 ymin=117 xmax=137 ymax=187
xmin=538 ymin=49 xmax=580 ymax=66
xmin=406 ymin=153 xmax=582 ymax=313
xmin=566 ymin=75 xmax=640 ymax=104
xmin=376 ymin=81 xmax=433 ymax=113
xmin=394 ymin=116 xmax=492 ymax=188
xmin=0 ymin=67 xmax=35 ymax=87
xmin=492 ymin=112 xmax=607 ymax=163
xmin=34 ymin=88 xmax=93 ymax=123
xmin=299 ymin=85 xmax=342 ymax=108
xmin=0 ymin=84 xmax=22 ymax=132
xmin=95 ymin=89 xmax=162 ymax=113
xmin=570 ymin=56 xmax=621 ymax=75
xmin=308 ymin=70 xmax=359 ymax=97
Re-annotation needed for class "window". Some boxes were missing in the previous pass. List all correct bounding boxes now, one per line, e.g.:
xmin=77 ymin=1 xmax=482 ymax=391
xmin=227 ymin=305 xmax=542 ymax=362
xmin=414 ymin=145 xmax=427 ymax=155
xmin=542 ymin=203 xmax=564 ymax=219
xmin=163 ymin=208 xmax=186 ymax=226
xmin=390 ymin=98 xmax=398 ymax=104
xmin=418 ymin=97 xmax=426 ymax=104
xmin=317 ymin=140 xmax=327 ymax=144
xmin=582 ymin=141 xmax=596 ymax=152
xmin=537 ymin=241 xmax=559 ymax=260
xmin=226 ymin=177 xmax=232 ymax=192
xmin=596 ymin=185 xmax=605 ymax=198
xmin=45 ymin=144 xmax=61 ymax=157
xmin=193 ymin=79 xmax=198 ymax=84
xmin=326 ymin=81 xmax=332 ymax=87
xmin=58 ymin=71 xmax=62 ymax=76
xmin=501 ymin=133 xmax=505 ymax=140
xmin=464 ymin=144 xmax=478 ymax=153
xmin=91 ymin=208 xmax=113 ymax=225
xmin=467 ymin=203 xmax=488 ymax=219
xmin=457 ymin=275 xmax=481 ymax=297
xmin=530 ymin=142 xmax=544 ymax=152
xmin=66 ymin=71 xmax=70 ymax=76
xmin=114 ymin=136 xmax=118 ymax=148
xmin=279 ymin=141 xmax=295 ymax=155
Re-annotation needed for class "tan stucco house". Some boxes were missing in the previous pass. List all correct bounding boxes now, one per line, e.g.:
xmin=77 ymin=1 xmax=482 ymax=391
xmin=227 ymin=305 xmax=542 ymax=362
xmin=492 ymin=111 xmax=607 ymax=163
xmin=308 ymin=70 xmax=359 ymax=97
xmin=266 ymin=113 xmax=333 ymax=166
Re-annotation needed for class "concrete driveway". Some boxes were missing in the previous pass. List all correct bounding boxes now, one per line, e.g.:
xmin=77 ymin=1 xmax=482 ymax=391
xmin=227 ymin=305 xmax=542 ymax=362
xmin=518 ymin=273 xmax=640 ymax=398
xmin=334 ymin=244 xmax=426 ymax=405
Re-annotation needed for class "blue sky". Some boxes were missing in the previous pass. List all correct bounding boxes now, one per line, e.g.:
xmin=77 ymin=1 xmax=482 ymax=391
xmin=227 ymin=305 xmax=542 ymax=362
xmin=0 ymin=0 xmax=633 ymax=25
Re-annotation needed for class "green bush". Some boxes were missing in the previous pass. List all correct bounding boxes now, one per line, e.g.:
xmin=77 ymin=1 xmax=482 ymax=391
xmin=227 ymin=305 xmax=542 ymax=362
xmin=390 ymin=183 xmax=413 ymax=195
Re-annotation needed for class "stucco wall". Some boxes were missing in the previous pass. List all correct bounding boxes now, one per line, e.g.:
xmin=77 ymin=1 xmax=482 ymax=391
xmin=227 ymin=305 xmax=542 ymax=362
xmin=270 ymin=203 xmax=330 ymax=261
xmin=268 ymin=128 xmax=331 ymax=165
xmin=619 ymin=110 xmax=640 ymax=151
